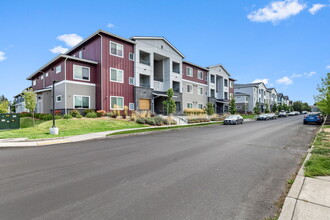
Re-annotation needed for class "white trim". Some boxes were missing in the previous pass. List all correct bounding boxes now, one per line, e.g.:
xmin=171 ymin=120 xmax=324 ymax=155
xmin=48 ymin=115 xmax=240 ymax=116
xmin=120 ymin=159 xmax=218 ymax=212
xmin=110 ymin=41 xmax=124 ymax=58
xmin=110 ymin=96 xmax=124 ymax=110
xmin=73 ymin=95 xmax=90 ymax=109
xmin=110 ymin=68 xmax=124 ymax=83
xmin=78 ymin=51 xmax=82 ymax=59
xmin=182 ymin=79 xmax=207 ymax=87
xmin=198 ymin=103 xmax=203 ymax=109
xmin=56 ymin=80 xmax=96 ymax=87
xmin=73 ymin=64 xmax=91 ymax=81
xmin=129 ymin=77 xmax=134 ymax=85
xmin=56 ymin=95 xmax=62 ymax=103
xmin=186 ymin=84 xmax=193 ymax=94
xmin=129 ymin=52 xmax=134 ymax=61
xmin=129 ymin=103 xmax=135 ymax=110
xmin=56 ymin=65 xmax=61 ymax=74
xmin=186 ymin=67 xmax=193 ymax=77
xmin=45 ymin=72 xmax=48 ymax=77
xmin=198 ymin=86 xmax=203 ymax=96
xmin=197 ymin=71 xmax=203 ymax=80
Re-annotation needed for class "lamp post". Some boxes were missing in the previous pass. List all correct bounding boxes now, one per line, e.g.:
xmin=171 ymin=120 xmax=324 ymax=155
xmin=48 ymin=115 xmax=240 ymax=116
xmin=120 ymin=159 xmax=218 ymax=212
xmin=49 ymin=80 xmax=59 ymax=135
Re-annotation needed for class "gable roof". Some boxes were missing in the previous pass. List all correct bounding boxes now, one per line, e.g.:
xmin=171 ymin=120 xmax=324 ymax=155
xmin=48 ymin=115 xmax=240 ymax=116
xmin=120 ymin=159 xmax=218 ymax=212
xmin=207 ymin=64 xmax=231 ymax=76
xmin=130 ymin=36 xmax=185 ymax=58
xmin=183 ymin=60 xmax=208 ymax=71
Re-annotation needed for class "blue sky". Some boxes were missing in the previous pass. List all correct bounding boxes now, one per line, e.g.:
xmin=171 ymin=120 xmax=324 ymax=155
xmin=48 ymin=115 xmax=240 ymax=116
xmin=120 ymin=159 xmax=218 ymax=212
xmin=0 ymin=0 xmax=329 ymax=104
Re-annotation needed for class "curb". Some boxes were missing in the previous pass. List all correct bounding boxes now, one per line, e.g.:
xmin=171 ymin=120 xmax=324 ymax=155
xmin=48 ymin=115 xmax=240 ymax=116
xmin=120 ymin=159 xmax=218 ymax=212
xmin=278 ymin=117 xmax=326 ymax=220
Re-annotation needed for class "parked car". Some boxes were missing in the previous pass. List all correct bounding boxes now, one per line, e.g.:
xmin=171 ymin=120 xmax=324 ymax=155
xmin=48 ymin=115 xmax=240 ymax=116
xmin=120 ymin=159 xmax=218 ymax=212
xmin=268 ymin=113 xmax=277 ymax=120
xmin=294 ymin=111 xmax=300 ymax=115
xmin=303 ymin=112 xmax=324 ymax=125
xmin=224 ymin=115 xmax=244 ymax=125
xmin=278 ymin=111 xmax=288 ymax=117
xmin=257 ymin=114 xmax=270 ymax=120
xmin=288 ymin=112 xmax=296 ymax=116
xmin=302 ymin=111 xmax=308 ymax=114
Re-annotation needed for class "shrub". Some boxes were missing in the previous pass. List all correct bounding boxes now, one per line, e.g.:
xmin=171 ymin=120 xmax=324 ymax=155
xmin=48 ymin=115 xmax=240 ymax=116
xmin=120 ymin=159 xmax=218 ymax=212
xmin=122 ymin=105 xmax=128 ymax=119
xmin=163 ymin=118 xmax=177 ymax=125
xmin=63 ymin=114 xmax=73 ymax=119
xmin=136 ymin=118 xmax=146 ymax=124
xmin=69 ymin=110 xmax=82 ymax=118
xmin=184 ymin=108 xmax=205 ymax=115
xmin=85 ymin=112 xmax=98 ymax=118
xmin=106 ymin=112 xmax=115 ymax=117
xmin=153 ymin=116 xmax=164 ymax=126
xmin=96 ymin=110 xmax=106 ymax=117
xmin=20 ymin=112 xmax=32 ymax=117
xmin=188 ymin=118 xmax=210 ymax=124
xmin=55 ymin=115 xmax=62 ymax=119
xmin=145 ymin=118 xmax=156 ymax=126
xmin=54 ymin=110 xmax=62 ymax=115
xmin=38 ymin=113 xmax=53 ymax=120
xmin=84 ymin=109 xmax=95 ymax=116
xmin=210 ymin=117 xmax=222 ymax=121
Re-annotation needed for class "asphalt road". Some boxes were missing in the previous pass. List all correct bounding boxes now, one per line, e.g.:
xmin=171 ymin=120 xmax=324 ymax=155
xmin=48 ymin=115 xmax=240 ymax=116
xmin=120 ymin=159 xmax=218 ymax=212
xmin=0 ymin=115 xmax=319 ymax=220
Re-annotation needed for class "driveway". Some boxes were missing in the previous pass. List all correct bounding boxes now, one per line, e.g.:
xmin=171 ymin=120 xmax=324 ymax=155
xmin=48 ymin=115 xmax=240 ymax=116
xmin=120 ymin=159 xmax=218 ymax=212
xmin=0 ymin=116 xmax=319 ymax=220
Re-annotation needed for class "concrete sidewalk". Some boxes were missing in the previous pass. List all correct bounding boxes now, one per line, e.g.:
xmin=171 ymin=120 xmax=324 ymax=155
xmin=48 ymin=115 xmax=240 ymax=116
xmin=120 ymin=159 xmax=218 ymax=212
xmin=279 ymin=137 xmax=330 ymax=219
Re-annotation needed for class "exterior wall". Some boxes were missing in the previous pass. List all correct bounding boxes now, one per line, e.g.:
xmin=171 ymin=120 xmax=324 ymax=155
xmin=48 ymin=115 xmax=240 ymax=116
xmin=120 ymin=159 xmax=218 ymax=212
xmin=182 ymin=62 xmax=207 ymax=85
xmin=65 ymin=83 xmax=96 ymax=110
xmin=229 ymin=79 xmax=235 ymax=100
xmin=66 ymin=60 xmax=97 ymax=84
xmin=182 ymin=81 xmax=208 ymax=109
xmin=101 ymin=35 xmax=135 ymax=112
xmin=207 ymin=66 xmax=230 ymax=100
xmin=234 ymin=87 xmax=256 ymax=112
xmin=236 ymin=103 xmax=248 ymax=114
xmin=36 ymin=91 xmax=52 ymax=114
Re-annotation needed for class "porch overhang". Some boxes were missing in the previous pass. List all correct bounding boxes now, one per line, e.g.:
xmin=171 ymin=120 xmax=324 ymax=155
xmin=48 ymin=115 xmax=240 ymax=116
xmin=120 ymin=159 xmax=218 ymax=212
xmin=152 ymin=92 xmax=178 ymax=98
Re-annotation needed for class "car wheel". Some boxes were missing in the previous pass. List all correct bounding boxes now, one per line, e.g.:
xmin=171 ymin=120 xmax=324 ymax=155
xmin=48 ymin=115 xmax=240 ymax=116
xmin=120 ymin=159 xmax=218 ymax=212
xmin=241 ymin=120 xmax=243 ymax=124
xmin=235 ymin=120 xmax=238 ymax=125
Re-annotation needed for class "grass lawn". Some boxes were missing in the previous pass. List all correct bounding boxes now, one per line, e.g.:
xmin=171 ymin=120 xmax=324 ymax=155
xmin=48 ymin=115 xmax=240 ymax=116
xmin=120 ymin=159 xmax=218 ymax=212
xmin=108 ymin=122 xmax=223 ymax=136
xmin=0 ymin=118 xmax=147 ymax=139
xmin=20 ymin=117 xmax=46 ymax=128
xmin=241 ymin=114 xmax=257 ymax=119
xmin=304 ymin=129 xmax=330 ymax=177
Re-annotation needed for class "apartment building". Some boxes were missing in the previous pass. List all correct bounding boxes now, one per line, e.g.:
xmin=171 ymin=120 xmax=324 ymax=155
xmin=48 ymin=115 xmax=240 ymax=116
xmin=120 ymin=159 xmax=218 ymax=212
xmin=234 ymin=92 xmax=250 ymax=113
xmin=207 ymin=65 xmax=232 ymax=113
xmin=182 ymin=61 xmax=208 ymax=110
xmin=266 ymin=88 xmax=278 ymax=110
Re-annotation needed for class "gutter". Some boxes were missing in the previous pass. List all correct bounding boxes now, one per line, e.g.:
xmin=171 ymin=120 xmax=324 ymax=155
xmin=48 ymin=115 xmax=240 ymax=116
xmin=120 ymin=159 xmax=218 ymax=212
xmin=97 ymin=33 xmax=103 ymax=110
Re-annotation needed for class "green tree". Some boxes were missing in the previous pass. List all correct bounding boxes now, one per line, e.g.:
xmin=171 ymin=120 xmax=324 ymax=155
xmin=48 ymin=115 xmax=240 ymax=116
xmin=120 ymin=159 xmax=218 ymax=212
xmin=264 ymin=103 xmax=270 ymax=113
xmin=283 ymin=104 xmax=289 ymax=111
xmin=205 ymin=102 xmax=215 ymax=116
xmin=253 ymin=102 xmax=261 ymax=114
xmin=271 ymin=103 xmax=278 ymax=113
xmin=0 ymin=100 xmax=9 ymax=113
xmin=0 ymin=95 xmax=8 ymax=102
xmin=229 ymin=98 xmax=237 ymax=114
xmin=315 ymin=73 xmax=330 ymax=114
xmin=292 ymin=101 xmax=303 ymax=112
xmin=23 ymin=89 xmax=37 ymax=127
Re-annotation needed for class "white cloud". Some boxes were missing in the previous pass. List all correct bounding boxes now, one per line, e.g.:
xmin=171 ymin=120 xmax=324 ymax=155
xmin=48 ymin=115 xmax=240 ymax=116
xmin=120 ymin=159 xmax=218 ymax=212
xmin=291 ymin=73 xmax=303 ymax=78
xmin=247 ymin=0 xmax=306 ymax=24
xmin=305 ymin=71 xmax=317 ymax=77
xmin=0 ymin=51 xmax=6 ymax=61
xmin=276 ymin=76 xmax=293 ymax=85
xmin=49 ymin=46 xmax=69 ymax=54
xmin=309 ymin=4 xmax=326 ymax=15
xmin=57 ymin=34 xmax=83 ymax=47
xmin=252 ymin=78 xmax=269 ymax=84
xmin=107 ymin=23 xmax=115 ymax=28
xmin=326 ymin=65 xmax=330 ymax=69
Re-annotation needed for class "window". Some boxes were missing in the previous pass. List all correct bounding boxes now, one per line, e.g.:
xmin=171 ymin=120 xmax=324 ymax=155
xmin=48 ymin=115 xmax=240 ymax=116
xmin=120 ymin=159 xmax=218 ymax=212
xmin=129 ymin=77 xmax=134 ymax=85
xmin=198 ymin=71 xmax=203 ymax=80
xmin=186 ymin=67 xmax=193 ymax=77
xmin=172 ymin=81 xmax=180 ymax=92
xmin=187 ymin=103 xmax=193 ymax=108
xmin=139 ymin=50 xmax=150 ymax=65
xmin=198 ymin=104 xmax=203 ymax=109
xmin=73 ymin=65 xmax=90 ymax=81
xmin=33 ymin=80 xmax=36 ymax=86
xmin=205 ymin=74 xmax=208 ymax=81
xmin=56 ymin=95 xmax=62 ymax=102
xmin=110 ymin=41 xmax=123 ymax=57
xmin=129 ymin=103 xmax=135 ymax=110
xmin=78 ymin=51 xmax=82 ymax=59
xmin=198 ymin=87 xmax=203 ymax=95
xmin=41 ymin=75 xmax=44 ymax=80
xmin=110 ymin=96 xmax=124 ymax=110
xmin=172 ymin=62 xmax=180 ymax=74
xmin=186 ymin=84 xmax=193 ymax=94
xmin=224 ymin=92 xmax=228 ymax=100
xmin=110 ymin=68 xmax=124 ymax=83
xmin=230 ymin=81 xmax=233 ymax=88
xmin=45 ymin=72 xmax=48 ymax=77
xmin=140 ymin=74 xmax=150 ymax=88
xmin=74 ymin=96 xmax=90 ymax=109
xmin=210 ymin=75 xmax=215 ymax=83
xmin=56 ymin=65 xmax=61 ymax=74
xmin=210 ymin=89 xmax=215 ymax=98
xmin=129 ymin=53 xmax=134 ymax=61
xmin=236 ymin=106 xmax=242 ymax=109
xmin=224 ymin=79 xmax=228 ymax=87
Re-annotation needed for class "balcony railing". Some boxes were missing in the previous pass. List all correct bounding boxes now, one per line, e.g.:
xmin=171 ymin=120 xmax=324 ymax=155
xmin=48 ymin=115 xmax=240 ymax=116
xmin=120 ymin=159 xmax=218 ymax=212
xmin=154 ymin=81 xmax=164 ymax=91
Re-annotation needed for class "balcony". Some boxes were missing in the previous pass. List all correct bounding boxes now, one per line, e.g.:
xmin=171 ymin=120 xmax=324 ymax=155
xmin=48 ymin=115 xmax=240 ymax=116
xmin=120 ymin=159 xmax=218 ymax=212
xmin=154 ymin=81 xmax=164 ymax=91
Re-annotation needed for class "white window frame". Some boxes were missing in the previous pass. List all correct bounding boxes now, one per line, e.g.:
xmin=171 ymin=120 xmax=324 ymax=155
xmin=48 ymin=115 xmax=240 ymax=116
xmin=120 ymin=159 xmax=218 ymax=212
xmin=186 ymin=84 xmax=193 ymax=94
xmin=110 ymin=96 xmax=124 ymax=110
xmin=45 ymin=72 xmax=49 ymax=77
xmin=210 ymin=74 xmax=215 ymax=83
xmin=73 ymin=64 xmax=90 ymax=81
xmin=33 ymin=80 xmax=36 ymax=86
xmin=198 ymin=104 xmax=203 ymax=109
xmin=56 ymin=65 xmax=61 ymax=74
xmin=56 ymin=95 xmax=62 ymax=103
xmin=129 ymin=53 xmax=134 ymax=61
xmin=110 ymin=68 xmax=124 ymax=83
xmin=198 ymin=87 xmax=203 ymax=95
xmin=129 ymin=103 xmax=135 ymax=110
xmin=41 ymin=75 xmax=44 ymax=80
xmin=198 ymin=71 xmax=203 ymax=80
xmin=187 ymin=102 xmax=193 ymax=108
xmin=186 ymin=67 xmax=193 ymax=77
xmin=129 ymin=77 xmax=134 ymax=85
xmin=79 ymin=51 xmax=83 ymax=58
xmin=110 ymin=41 xmax=124 ymax=58
xmin=73 ymin=95 xmax=90 ymax=109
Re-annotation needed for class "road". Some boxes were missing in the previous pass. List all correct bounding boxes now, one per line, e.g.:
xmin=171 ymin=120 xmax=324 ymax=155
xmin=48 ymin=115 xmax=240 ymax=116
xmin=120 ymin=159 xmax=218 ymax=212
xmin=0 ymin=116 xmax=319 ymax=220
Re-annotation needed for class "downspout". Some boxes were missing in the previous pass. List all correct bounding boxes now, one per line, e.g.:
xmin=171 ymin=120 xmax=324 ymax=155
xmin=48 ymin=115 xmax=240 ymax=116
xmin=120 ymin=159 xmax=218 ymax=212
xmin=64 ymin=57 xmax=68 ymax=114
xmin=97 ymin=33 xmax=103 ymax=110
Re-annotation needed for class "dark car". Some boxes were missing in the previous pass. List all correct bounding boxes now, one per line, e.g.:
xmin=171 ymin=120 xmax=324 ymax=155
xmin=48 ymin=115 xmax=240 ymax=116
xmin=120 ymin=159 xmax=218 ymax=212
xmin=224 ymin=115 xmax=244 ymax=125
xmin=303 ymin=112 xmax=324 ymax=125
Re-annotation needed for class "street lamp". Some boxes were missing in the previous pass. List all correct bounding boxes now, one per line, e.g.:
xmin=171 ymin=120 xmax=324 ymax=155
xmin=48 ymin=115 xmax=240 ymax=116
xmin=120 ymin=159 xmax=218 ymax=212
xmin=49 ymin=80 xmax=59 ymax=135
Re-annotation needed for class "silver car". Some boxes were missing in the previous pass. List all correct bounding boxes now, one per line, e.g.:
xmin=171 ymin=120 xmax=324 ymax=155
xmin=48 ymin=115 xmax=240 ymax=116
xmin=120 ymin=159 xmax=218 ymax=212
xmin=224 ymin=115 xmax=244 ymax=125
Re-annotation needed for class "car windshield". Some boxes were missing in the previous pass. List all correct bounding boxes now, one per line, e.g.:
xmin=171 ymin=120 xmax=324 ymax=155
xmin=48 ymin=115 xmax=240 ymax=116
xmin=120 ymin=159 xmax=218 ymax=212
xmin=227 ymin=116 xmax=237 ymax=119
